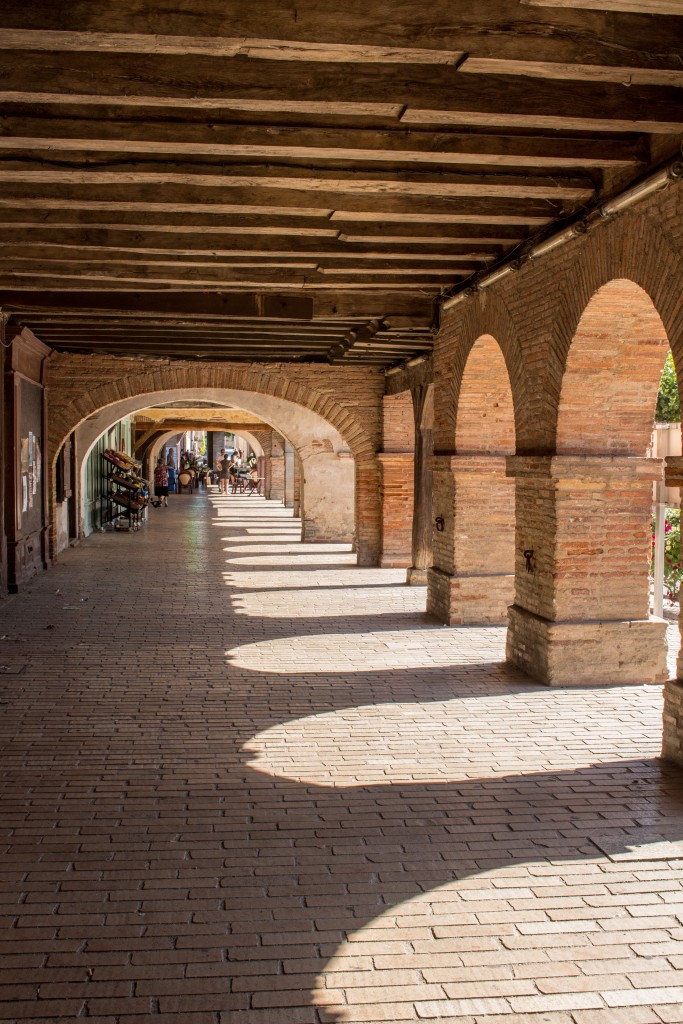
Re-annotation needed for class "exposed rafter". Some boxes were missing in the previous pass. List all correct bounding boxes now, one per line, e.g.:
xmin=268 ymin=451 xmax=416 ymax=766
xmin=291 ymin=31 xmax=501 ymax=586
xmin=0 ymin=0 xmax=681 ymax=364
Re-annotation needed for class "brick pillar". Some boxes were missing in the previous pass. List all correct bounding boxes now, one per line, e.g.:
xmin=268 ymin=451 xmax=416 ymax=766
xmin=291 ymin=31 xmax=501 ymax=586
xmin=270 ymin=433 xmax=285 ymax=502
xmin=407 ymin=384 xmax=433 ymax=586
xmin=427 ymin=454 xmax=515 ymax=624
xmin=506 ymin=455 xmax=667 ymax=687
xmin=262 ymin=432 xmax=273 ymax=498
xmin=378 ymin=454 xmax=414 ymax=567
xmin=284 ymin=441 xmax=295 ymax=508
xmin=662 ymin=457 xmax=683 ymax=767
xmin=293 ymin=453 xmax=301 ymax=518
xmin=355 ymin=459 xmax=381 ymax=566
xmin=378 ymin=392 xmax=414 ymax=568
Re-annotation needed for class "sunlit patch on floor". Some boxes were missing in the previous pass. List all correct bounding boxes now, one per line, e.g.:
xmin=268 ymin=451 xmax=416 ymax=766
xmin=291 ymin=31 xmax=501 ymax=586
xmin=227 ymin=625 xmax=508 ymax=672
xmin=241 ymin=684 xmax=662 ymax=786
xmin=311 ymin=855 xmax=665 ymax=1023
xmin=222 ymin=569 xmax=409 ymax=590
xmin=230 ymin=585 xmax=422 ymax=617
xmin=224 ymin=552 xmax=358 ymax=566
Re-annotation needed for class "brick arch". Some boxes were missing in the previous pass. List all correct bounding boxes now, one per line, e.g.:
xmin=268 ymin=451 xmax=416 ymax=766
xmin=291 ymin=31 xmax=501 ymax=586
xmin=557 ymin=278 xmax=671 ymax=456
xmin=455 ymin=334 xmax=516 ymax=456
xmin=47 ymin=356 xmax=377 ymax=469
xmin=550 ymin=211 xmax=683 ymax=451
xmin=47 ymin=355 xmax=382 ymax=565
xmin=438 ymin=292 xmax=529 ymax=452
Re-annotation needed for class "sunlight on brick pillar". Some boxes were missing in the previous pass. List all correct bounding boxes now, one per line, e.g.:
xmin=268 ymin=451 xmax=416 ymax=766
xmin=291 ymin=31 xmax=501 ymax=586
xmin=507 ymin=280 xmax=671 ymax=687
xmin=379 ymin=392 xmax=415 ymax=568
xmin=428 ymin=335 xmax=515 ymax=624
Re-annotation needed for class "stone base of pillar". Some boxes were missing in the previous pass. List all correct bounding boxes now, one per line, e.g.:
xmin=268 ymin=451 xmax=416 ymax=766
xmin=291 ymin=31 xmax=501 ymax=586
xmin=302 ymin=521 xmax=353 ymax=545
xmin=406 ymin=566 xmax=429 ymax=586
xmin=662 ymin=678 xmax=683 ymax=767
xmin=427 ymin=567 xmax=514 ymax=625
xmin=380 ymin=555 xmax=411 ymax=568
xmin=507 ymin=604 xmax=668 ymax=686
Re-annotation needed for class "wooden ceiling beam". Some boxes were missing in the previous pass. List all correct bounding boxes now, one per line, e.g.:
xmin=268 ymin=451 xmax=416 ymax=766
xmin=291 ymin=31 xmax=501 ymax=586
xmin=0 ymin=290 xmax=435 ymax=324
xmin=136 ymin=421 xmax=273 ymax=431
xmin=0 ymin=290 xmax=317 ymax=319
xmin=0 ymin=234 xmax=501 ymax=258
xmin=0 ymin=270 xmax=459 ymax=291
xmin=0 ymin=209 xmax=530 ymax=242
xmin=0 ymin=118 xmax=646 ymax=169
xmin=29 ymin=329 xmax=363 ymax=343
xmin=460 ymin=55 xmax=683 ymax=87
xmin=3 ymin=256 xmax=490 ymax=279
xmin=0 ymin=29 xmax=465 ymax=64
xmin=24 ymin=339 xmax=352 ymax=352
xmin=11 ymin=316 xmax=363 ymax=329
xmin=1 ymin=4 xmax=679 ymax=68
xmin=0 ymin=162 xmax=595 ymax=201
xmin=0 ymin=54 xmax=680 ymax=133
xmin=522 ymin=1 xmax=681 ymax=14
xmin=335 ymin=223 xmax=528 ymax=241
xmin=1 ymin=280 xmax=457 ymax=296
xmin=0 ymin=185 xmax=567 ymax=221
xmin=0 ymin=214 xmax=339 ymax=236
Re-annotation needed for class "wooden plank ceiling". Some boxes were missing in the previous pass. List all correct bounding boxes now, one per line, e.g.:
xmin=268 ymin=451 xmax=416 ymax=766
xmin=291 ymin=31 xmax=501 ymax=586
xmin=0 ymin=1 xmax=681 ymax=366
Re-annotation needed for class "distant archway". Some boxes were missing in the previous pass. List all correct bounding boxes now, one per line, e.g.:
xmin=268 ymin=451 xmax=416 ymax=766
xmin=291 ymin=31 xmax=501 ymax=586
xmin=451 ymin=334 xmax=516 ymax=624
xmin=63 ymin=387 xmax=357 ymax=559
xmin=47 ymin=356 xmax=381 ymax=564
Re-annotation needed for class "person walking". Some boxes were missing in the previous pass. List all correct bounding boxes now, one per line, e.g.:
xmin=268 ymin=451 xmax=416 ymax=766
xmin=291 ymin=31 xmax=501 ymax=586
xmin=153 ymin=457 xmax=169 ymax=507
xmin=218 ymin=451 xmax=231 ymax=495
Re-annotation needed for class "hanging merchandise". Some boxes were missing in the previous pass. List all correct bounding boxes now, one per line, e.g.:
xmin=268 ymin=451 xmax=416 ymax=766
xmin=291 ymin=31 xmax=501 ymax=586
xmin=101 ymin=450 xmax=150 ymax=531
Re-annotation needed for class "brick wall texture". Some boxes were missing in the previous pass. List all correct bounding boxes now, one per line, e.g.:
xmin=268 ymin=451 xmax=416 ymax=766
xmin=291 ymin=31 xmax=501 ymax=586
xmin=431 ymin=179 xmax=683 ymax=683
xmin=37 ymin=181 xmax=683 ymax=692
xmin=379 ymin=393 xmax=415 ymax=566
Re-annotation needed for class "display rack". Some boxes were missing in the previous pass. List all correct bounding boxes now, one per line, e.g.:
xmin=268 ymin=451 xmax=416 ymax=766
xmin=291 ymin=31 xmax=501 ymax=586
xmin=101 ymin=450 xmax=149 ymax=531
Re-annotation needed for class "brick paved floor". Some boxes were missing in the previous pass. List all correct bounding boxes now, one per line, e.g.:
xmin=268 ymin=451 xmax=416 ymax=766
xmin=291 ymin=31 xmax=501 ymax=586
xmin=1 ymin=490 xmax=683 ymax=1024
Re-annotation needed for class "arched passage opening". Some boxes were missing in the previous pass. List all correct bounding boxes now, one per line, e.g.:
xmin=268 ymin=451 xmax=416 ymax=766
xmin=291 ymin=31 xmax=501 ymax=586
xmin=47 ymin=358 xmax=381 ymax=565
xmin=454 ymin=334 xmax=516 ymax=622
xmin=509 ymin=279 xmax=674 ymax=687
xmin=557 ymin=279 xmax=670 ymax=623
xmin=428 ymin=333 xmax=516 ymax=625
xmin=61 ymin=387 xmax=358 ymax=560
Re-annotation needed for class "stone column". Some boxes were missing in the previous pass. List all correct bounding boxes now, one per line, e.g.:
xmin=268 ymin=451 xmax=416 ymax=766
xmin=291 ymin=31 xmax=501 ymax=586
xmin=284 ymin=441 xmax=295 ymax=508
xmin=407 ymin=384 xmax=433 ymax=586
xmin=262 ymin=431 xmax=273 ymax=498
xmin=378 ymin=453 xmax=413 ymax=567
xmin=270 ymin=433 xmax=285 ymax=502
xmin=378 ymin=391 xmax=414 ymax=568
xmin=427 ymin=454 xmax=515 ymax=623
xmin=293 ymin=453 xmax=302 ymax=518
xmin=506 ymin=455 xmax=667 ymax=687
xmin=300 ymin=451 xmax=354 ymax=544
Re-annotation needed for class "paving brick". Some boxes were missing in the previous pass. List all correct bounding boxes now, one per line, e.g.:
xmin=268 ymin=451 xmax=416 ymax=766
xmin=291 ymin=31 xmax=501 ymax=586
xmin=1 ymin=493 xmax=683 ymax=1024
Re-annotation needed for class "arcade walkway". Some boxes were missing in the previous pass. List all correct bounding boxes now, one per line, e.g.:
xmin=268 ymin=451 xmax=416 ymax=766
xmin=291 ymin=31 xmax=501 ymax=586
xmin=1 ymin=492 xmax=683 ymax=1024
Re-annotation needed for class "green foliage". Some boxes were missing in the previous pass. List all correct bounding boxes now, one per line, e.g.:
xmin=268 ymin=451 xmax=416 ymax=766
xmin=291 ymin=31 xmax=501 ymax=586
xmin=652 ymin=508 xmax=683 ymax=603
xmin=656 ymin=352 xmax=681 ymax=423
